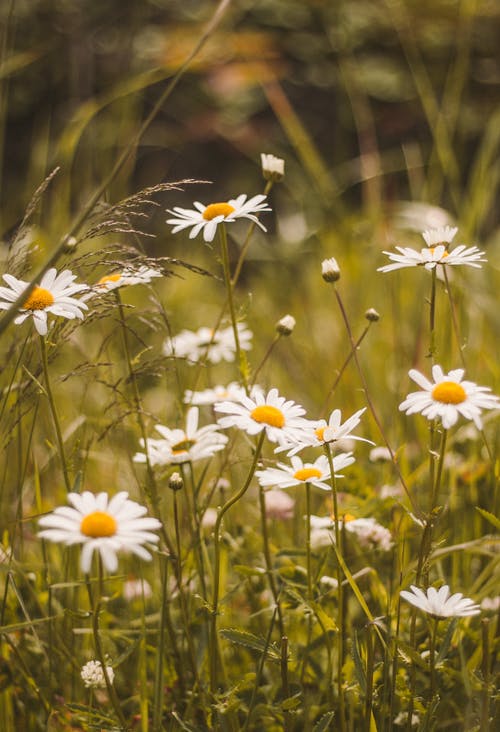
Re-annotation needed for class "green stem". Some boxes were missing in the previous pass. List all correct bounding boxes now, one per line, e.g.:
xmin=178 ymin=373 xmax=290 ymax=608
xmin=324 ymin=445 xmax=346 ymax=732
xmin=231 ymin=180 xmax=273 ymax=287
xmin=210 ymin=431 xmax=265 ymax=696
xmin=115 ymin=292 xmax=175 ymax=557
xmin=218 ymin=224 xmax=247 ymax=391
xmin=258 ymin=485 xmax=285 ymax=637
xmin=39 ymin=335 xmax=72 ymax=493
xmin=429 ymin=617 xmax=439 ymax=702
xmin=86 ymin=568 xmax=128 ymax=730
xmin=429 ymin=267 xmax=437 ymax=362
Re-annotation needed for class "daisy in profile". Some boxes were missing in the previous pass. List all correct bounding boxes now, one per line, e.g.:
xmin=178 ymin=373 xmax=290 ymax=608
xmin=309 ymin=513 xmax=393 ymax=552
xmin=164 ymin=323 xmax=252 ymax=364
xmin=184 ymin=382 xmax=245 ymax=406
xmin=277 ymin=407 xmax=372 ymax=456
xmin=38 ymin=491 xmax=161 ymax=573
xmin=400 ymin=584 xmax=480 ymax=618
xmin=166 ymin=193 xmax=272 ymax=243
xmin=92 ymin=264 xmax=162 ymax=293
xmin=399 ymin=365 xmax=499 ymax=429
xmin=215 ymin=387 xmax=313 ymax=446
xmin=133 ymin=406 xmax=228 ymax=466
xmin=256 ymin=454 xmax=355 ymax=492
xmin=0 ymin=268 xmax=88 ymax=336
xmin=378 ymin=226 xmax=486 ymax=272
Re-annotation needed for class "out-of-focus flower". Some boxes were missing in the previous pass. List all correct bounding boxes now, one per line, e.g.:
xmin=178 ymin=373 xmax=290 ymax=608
xmin=38 ymin=492 xmax=161 ymax=574
xmin=263 ymin=489 xmax=295 ymax=520
xmin=166 ymin=194 xmax=271 ymax=242
xmin=134 ymin=407 xmax=228 ymax=466
xmin=394 ymin=711 xmax=420 ymax=728
xmin=321 ymin=257 xmax=340 ymax=282
xmin=278 ymin=407 xmax=371 ymax=456
xmin=261 ymin=153 xmax=285 ymax=181
xmin=0 ymin=268 xmax=88 ymax=335
xmin=400 ymin=584 xmax=480 ymax=618
xmin=369 ymin=446 xmax=393 ymax=462
xmin=164 ymin=323 xmax=252 ymax=364
xmin=215 ymin=387 xmax=313 ymax=446
xmin=81 ymin=660 xmax=114 ymax=689
xmin=480 ymin=596 xmax=500 ymax=612
xmin=201 ymin=507 xmax=218 ymax=531
xmin=310 ymin=514 xmax=393 ymax=552
xmin=276 ymin=314 xmax=296 ymax=336
xmin=184 ymin=382 xmax=245 ymax=406
xmin=123 ymin=578 xmax=153 ymax=601
xmin=256 ymin=454 xmax=354 ymax=492
xmin=93 ymin=265 xmax=162 ymax=292
xmin=399 ymin=365 xmax=499 ymax=429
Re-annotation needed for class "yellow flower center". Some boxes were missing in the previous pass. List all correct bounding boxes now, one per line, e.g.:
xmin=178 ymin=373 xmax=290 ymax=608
xmin=315 ymin=426 xmax=325 ymax=441
xmin=331 ymin=512 xmax=356 ymax=523
xmin=294 ymin=467 xmax=322 ymax=481
xmin=171 ymin=438 xmax=196 ymax=454
xmin=97 ymin=273 xmax=122 ymax=285
xmin=428 ymin=247 xmax=449 ymax=258
xmin=23 ymin=286 xmax=55 ymax=311
xmin=250 ymin=405 xmax=285 ymax=428
xmin=431 ymin=381 xmax=467 ymax=404
xmin=80 ymin=511 xmax=117 ymax=538
xmin=202 ymin=202 xmax=236 ymax=221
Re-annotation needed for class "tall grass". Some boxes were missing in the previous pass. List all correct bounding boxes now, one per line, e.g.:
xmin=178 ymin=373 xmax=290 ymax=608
xmin=0 ymin=0 xmax=498 ymax=730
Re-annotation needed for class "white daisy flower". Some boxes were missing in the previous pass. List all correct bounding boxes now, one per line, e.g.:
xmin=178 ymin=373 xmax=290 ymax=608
xmin=164 ymin=323 xmax=253 ymax=364
xmin=38 ymin=491 xmax=162 ymax=574
xmin=309 ymin=513 xmax=393 ymax=551
xmin=123 ymin=577 xmax=153 ymax=601
xmin=421 ymin=225 xmax=458 ymax=247
xmin=256 ymin=453 xmax=355 ymax=491
xmin=184 ymin=382 xmax=245 ymax=406
xmin=93 ymin=265 xmax=162 ymax=292
xmin=81 ymin=660 xmax=115 ymax=689
xmin=261 ymin=153 xmax=285 ymax=181
xmin=378 ymin=242 xmax=486 ymax=272
xmin=133 ymin=406 xmax=228 ymax=466
xmin=400 ymin=584 xmax=480 ymax=618
xmin=263 ymin=489 xmax=295 ymax=520
xmin=399 ymin=365 xmax=499 ymax=429
xmin=277 ymin=407 xmax=372 ymax=456
xmin=0 ymin=268 xmax=89 ymax=336
xmin=214 ymin=387 xmax=313 ymax=446
xmin=166 ymin=193 xmax=272 ymax=243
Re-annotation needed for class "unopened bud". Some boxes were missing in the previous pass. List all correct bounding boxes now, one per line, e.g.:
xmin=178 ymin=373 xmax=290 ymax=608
xmin=365 ymin=308 xmax=380 ymax=322
xmin=168 ymin=472 xmax=184 ymax=491
xmin=321 ymin=257 xmax=340 ymax=282
xmin=261 ymin=153 xmax=285 ymax=182
xmin=276 ymin=314 xmax=296 ymax=336
xmin=62 ymin=236 xmax=78 ymax=253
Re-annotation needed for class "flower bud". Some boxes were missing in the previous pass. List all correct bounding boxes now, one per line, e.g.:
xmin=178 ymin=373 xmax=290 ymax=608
xmin=321 ymin=257 xmax=340 ymax=282
xmin=168 ymin=472 xmax=184 ymax=491
xmin=276 ymin=314 xmax=296 ymax=336
xmin=261 ymin=153 xmax=285 ymax=182
xmin=365 ymin=308 xmax=380 ymax=322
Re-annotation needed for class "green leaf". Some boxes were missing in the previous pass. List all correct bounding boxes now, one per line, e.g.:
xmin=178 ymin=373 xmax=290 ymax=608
xmin=219 ymin=628 xmax=281 ymax=661
xmin=475 ymin=507 xmax=500 ymax=531
xmin=351 ymin=630 xmax=367 ymax=695
xmin=313 ymin=711 xmax=336 ymax=731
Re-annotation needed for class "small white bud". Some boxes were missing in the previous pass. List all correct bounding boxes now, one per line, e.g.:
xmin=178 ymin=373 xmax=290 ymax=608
xmin=276 ymin=314 xmax=296 ymax=336
xmin=261 ymin=153 xmax=285 ymax=182
xmin=321 ymin=257 xmax=340 ymax=282
xmin=365 ymin=308 xmax=380 ymax=322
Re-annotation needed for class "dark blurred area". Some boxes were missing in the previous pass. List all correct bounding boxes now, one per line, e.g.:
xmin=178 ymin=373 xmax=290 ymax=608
xmin=1 ymin=0 xmax=500 ymax=235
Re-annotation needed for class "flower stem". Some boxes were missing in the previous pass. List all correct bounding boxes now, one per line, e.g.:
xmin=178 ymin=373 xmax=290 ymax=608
xmin=210 ymin=432 xmax=265 ymax=696
xmin=39 ymin=335 xmax=72 ymax=493
xmin=86 ymin=568 xmax=128 ymax=730
xmin=258 ymin=485 xmax=285 ymax=637
xmin=218 ymin=224 xmax=247 ymax=391
xmin=324 ymin=444 xmax=347 ymax=732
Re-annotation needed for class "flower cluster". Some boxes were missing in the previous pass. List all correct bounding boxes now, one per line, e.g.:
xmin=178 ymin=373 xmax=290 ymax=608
xmin=81 ymin=659 xmax=115 ymax=689
xmin=164 ymin=323 xmax=252 ymax=364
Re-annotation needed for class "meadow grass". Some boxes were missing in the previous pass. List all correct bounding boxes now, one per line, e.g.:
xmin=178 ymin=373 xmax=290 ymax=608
xmin=0 ymin=1 xmax=499 ymax=730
